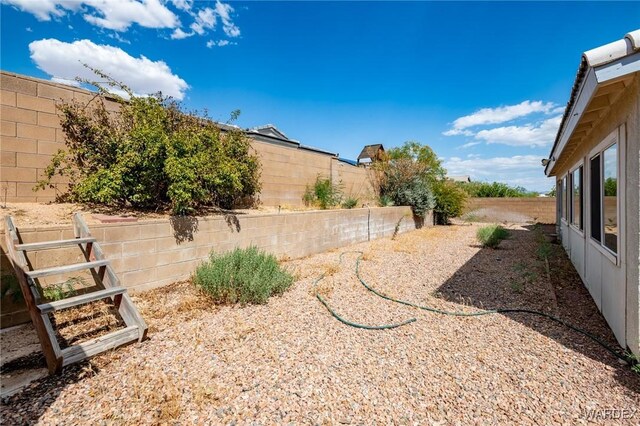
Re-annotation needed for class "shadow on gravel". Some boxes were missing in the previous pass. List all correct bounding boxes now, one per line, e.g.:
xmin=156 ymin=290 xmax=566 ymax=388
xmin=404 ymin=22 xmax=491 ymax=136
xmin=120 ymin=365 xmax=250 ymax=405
xmin=435 ymin=224 xmax=639 ymax=394
xmin=0 ymin=360 xmax=97 ymax=424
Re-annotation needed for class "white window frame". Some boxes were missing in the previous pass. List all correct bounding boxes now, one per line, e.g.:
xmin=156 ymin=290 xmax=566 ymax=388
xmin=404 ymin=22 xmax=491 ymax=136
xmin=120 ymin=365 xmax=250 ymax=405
xmin=560 ymin=174 xmax=568 ymax=224
xmin=569 ymin=161 xmax=584 ymax=236
xmin=587 ymin=128 xmax=621 ymax=265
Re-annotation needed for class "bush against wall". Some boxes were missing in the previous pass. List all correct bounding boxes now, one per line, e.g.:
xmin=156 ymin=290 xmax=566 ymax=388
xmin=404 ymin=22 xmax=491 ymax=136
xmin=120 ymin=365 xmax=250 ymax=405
xmin=459 ymin=181 xmax=538 ymax=198
xmin=303 ymin=175 xmax=344 ymax=209
xmin=432 ymin=179 xmax=468 ymax=224
xmin=37 ymin=75 xmax=260 ymax=215
xmin=371 ymin=141 xmax=442 ymax=218
xmin=193 ymin=246 xmax=294 ymax=305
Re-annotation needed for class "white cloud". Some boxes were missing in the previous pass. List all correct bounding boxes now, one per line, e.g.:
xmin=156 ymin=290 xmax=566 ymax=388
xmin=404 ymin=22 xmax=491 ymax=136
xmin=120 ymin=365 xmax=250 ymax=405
xmin=171 ymin=0 xmax=192 ymax=12
xmin=442 ymin=155 xmax=551 ymax=192
xmin=29 ymin=38 xmax=189 ymax=100
xmin=458 ymin=141 xmax=481 ymax=149
xmin=171 ymin=27 xmax=193 ymax=39
xmin=190 ymin=7 xmax=216 ymax=35
xmin=1 ymin=0 xmax=76 ymax=20
xmin=206 ymin=39 xmax=233 ymax=48
xmin=215 ymin=0 xmax=240 ymax=37
xmin=3 ymin=0 xmax=178 ymax=30
xmin=474 ymin=115 xmax=562 ymax=147
xmin=82 ymin=0 xmax=178 ymax=31
xmin=445 ymin=100 xmax=557 ymax=134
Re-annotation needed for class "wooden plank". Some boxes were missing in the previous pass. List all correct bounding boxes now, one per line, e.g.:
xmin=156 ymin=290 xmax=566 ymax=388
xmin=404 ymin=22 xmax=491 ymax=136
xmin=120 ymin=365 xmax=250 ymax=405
xmin=16 ymin=237 xmax=96 ymax=251
xmin=73 ymin=213 xmax=148 ymax=341
xmin=37 ymin=287 xmax=126 ymax=314
xmin=61 ymin=326 xmax=139 ymax=366
xmin=4 ymin=216 xmax=63 ymax=374
xmin=26 ymin=259 xmax=110 ymax=279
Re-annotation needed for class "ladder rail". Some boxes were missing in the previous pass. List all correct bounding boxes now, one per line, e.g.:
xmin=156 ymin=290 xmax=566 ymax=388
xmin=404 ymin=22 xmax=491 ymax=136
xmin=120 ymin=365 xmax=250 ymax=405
xmin=3 ymin=216 xmax=63 ymax=373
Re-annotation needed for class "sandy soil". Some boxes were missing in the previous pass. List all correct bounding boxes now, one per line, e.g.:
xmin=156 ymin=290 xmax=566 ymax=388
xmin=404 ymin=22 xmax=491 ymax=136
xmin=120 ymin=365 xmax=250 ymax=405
xmin=0 ymin=202 xmax=312 ymax=230
xmin=1 ymin=223 xmax=638 ymax=424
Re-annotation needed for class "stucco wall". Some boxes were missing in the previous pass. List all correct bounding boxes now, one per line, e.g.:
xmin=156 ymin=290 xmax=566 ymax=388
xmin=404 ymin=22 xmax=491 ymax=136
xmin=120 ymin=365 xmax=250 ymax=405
xmin=463 ymin=197 xmax=556 ymax=224
xmin=0 ymin=206 xmax=422 ymax=328
xmin=553 ymin=75 xmax=639 ymax=354
xmin=0 ymin=71 xmax=374 ymax=207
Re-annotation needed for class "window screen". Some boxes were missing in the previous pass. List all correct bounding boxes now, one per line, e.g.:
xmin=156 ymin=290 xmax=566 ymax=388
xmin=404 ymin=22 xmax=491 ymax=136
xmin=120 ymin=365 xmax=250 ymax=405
xmin=590 ymin=154 xmax=601 ymax=243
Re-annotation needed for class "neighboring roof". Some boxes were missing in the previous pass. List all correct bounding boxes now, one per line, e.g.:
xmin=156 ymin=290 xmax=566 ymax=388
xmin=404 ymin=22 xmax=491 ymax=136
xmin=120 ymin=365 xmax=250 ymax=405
xmin=244 ymin=124 xmax=338 ymax=157
xmin=545 ymin=29 xmax=640 ymax=176
xmin=447 ymin=175 xmax=471 ymax=183
xmin=357 ymin=144 xmax=384 ymax=161
xmin=249 ymin=124 xmax=290 ymax=140
xmin=338 ymin=158 xmax=358 ymax=166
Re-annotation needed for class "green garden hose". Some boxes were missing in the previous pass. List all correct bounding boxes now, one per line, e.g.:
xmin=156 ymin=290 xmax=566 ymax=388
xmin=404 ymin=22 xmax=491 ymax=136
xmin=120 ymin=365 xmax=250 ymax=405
xmin=313 ymin=255 xmax=417 ymax=330
xmin=315 ymin=250 xmax=637 ymax=366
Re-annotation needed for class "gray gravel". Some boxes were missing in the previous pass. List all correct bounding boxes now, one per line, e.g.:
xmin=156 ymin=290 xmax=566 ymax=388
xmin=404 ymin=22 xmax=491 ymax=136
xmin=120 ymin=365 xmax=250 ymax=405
xmin=1 ymin=223 xmax=638 ymax=425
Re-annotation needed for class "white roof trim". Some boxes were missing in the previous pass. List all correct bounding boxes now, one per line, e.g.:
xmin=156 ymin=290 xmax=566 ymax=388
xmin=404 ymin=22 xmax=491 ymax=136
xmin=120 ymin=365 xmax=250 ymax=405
xmin=546 ymin=29 xmax=640 ymax=177
xmin=583 ymin=29 xmax=640 ymax=67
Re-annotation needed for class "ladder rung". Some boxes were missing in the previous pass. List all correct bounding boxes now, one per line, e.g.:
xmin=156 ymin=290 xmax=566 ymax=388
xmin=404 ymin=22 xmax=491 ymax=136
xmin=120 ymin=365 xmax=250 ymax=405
xmin=61 ymin=325 xmax=139 ymax=366
xmin=16 ymin=237 xmax=96 ymax=251
xmin=37 ymin=287 xmax=126 ymax=314
xmin=26 ymin=260 xmax=110 ymax=279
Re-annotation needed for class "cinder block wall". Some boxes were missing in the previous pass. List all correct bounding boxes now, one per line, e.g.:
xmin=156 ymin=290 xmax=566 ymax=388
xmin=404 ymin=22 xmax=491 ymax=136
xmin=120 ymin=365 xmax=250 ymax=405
xmin=0 ymin=206 xmax=421 ymax=328
xmin=0 ymin=71 xmax=374 ymax=206
xmin=463 ymin=197 xmax=556 ymax=224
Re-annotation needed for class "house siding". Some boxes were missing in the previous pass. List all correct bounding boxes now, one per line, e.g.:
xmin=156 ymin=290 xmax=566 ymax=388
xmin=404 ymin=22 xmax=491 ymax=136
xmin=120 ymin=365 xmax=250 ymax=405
xmin=554 ymin=76 xmax=639 ymax=353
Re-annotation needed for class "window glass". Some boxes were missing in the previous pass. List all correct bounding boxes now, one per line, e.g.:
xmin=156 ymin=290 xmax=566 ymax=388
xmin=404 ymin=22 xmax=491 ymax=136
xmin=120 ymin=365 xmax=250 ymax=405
xmin=571 ymin=166 xmax=582 ymax=229
xmin=590 ymin=154 xmax=602 ymax=243
xmin=561 ymin=176 xmax=567 ymax=219
xmin=603 ymin=144 xmax=617 ymax=253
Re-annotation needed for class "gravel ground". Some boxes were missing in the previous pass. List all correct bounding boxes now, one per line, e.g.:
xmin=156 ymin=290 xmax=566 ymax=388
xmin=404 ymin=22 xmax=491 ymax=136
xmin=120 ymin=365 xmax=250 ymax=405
xmin=1 ymin=223 xmax=638 ymax=425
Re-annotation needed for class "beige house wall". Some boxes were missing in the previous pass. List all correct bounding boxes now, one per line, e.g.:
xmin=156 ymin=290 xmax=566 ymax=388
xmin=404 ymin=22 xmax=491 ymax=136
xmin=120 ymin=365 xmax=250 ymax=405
xmin=0 ymin=71 xmax=374 ymax=207
xmin=552 ymin=75 xmax=639 ymax=354
xmin=0 ymin=206 xmax=421 ymax=328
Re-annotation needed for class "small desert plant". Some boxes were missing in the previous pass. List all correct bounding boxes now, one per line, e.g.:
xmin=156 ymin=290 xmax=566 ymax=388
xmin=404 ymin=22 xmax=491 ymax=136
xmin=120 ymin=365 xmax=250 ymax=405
xmin=476 ymin=224 xmax=509 ymax=248
xmin=341 ymin=197 xmax=359 ymax=209
xmin=193 ymin=246 xmax=294 ymax=305
xmin=42 ymin=277 xmax=84 ymax=301
xmin=432 ymin=179 xmax=468 ymax=224
xmin=378 ymin=195 xmax=394 ymax=207
xmin=303 ymin=175 xmax=343 ymax=209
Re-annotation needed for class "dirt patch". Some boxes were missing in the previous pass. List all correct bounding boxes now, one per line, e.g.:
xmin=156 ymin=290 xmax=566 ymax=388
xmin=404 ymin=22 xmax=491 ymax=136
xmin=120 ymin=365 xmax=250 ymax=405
xmin=1 ymin=223 xmax=638 ymax=424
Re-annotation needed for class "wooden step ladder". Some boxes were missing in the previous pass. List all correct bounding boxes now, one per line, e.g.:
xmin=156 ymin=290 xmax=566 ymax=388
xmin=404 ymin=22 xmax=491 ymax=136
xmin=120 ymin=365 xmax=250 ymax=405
xmin=4 ymin=213 xmax=147 ymax=374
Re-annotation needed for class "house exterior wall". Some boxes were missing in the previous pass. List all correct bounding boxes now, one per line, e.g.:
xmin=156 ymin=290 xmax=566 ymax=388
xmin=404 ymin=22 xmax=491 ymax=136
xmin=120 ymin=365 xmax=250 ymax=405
xmin=553 ymin=76 xmax=639 ymax=354
xmin=0 ymin=71 xmax=375 ymax=207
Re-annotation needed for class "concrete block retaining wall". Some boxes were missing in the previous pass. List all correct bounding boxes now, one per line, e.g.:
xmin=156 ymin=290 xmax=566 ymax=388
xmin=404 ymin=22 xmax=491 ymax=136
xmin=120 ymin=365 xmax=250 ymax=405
xmin=0 ymin=206 xmax=423 ymax=328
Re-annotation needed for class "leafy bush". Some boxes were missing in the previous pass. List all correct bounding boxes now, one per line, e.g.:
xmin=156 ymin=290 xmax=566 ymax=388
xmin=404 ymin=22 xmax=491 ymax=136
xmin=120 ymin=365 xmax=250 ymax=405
xmin=194 ymin=247 xmax=294 ymax=304
xmin=341 ymin=197 xmax=359 ymax=209
xmin=372 ymin=142 xmax=443 ymax=218
xmin=476 ymin=224 xmax=509 ymax=248
xmin=36 ymin=73 xmax=260 ymax=215
xmin=303 ymin=175 xmax=343 ymax=209
xmin=432 ymin=180 xmax=468 ymax=224
xmin=459 ymin=181 xmax=538 ymax=198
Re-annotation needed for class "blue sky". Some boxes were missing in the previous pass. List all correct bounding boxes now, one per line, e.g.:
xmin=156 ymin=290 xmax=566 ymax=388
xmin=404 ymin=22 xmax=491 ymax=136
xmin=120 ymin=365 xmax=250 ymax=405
xmin=2 ymin=1 xmax=639 ymax=192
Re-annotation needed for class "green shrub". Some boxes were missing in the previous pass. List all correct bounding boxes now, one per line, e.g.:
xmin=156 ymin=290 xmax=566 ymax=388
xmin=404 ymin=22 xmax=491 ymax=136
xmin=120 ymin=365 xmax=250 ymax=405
xmin=378 ymin=195 xmax=394 ymax=207
xmin=459 ymin=181 xmax=538 ymax=198
xmin=193 ymin=247 xmax=294 ymax=304
xmin=432 ymin=180 xmax=468 ymax=224
xmin=341 ymin=197 xmax=359 ymax=209
xmin=36 ymin=72 xmax=260 ymax=215
xmin=303 ymin=175 xmax=343 ymax=209
xmin=476 ymin=224 xmax=509 ymax=248
xmin=372 ymin=141 xmax=444 ymax=218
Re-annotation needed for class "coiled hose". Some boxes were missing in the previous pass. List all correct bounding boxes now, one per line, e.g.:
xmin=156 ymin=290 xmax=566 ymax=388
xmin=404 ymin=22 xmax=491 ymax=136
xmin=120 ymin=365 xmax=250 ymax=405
xmin=315 ymin=251 xmax=637 ymax=365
